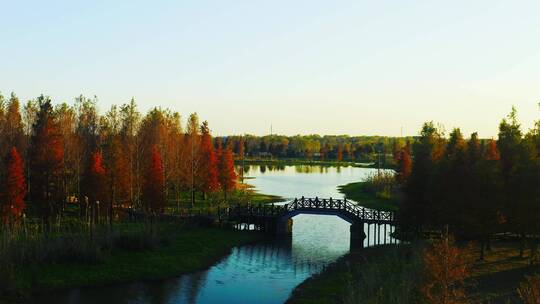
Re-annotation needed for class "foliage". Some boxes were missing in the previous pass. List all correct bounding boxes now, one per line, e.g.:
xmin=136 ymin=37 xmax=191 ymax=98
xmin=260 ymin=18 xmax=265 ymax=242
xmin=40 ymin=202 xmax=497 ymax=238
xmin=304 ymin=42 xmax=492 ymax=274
xmin=362 ymin=171 xmax=398 ymax=200
xmin=518 ymin=275 xmax=540 ymax=304
xmin=420 ymin=233 xmax=470 ymax=304
xmin=198 ymin=121 xmax=219 ymax=195
xmin=218 ymin=144 xmax=237 ymax=200
xmin=28 ymin=96 xmax=64 ymax=224
xmin=1 ymin=147 xmax=26 ymax=222
xmin=142 ymin=145 xmax=165 ymax=214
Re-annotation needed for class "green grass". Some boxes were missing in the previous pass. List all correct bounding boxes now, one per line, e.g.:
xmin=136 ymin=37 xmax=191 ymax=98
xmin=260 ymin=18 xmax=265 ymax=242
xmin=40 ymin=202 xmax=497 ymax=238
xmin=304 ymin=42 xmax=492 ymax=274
xmin=337 ymin=182 xmax=399 ymax=211
xmin=17 ymin=227 xmax=264 ymax=294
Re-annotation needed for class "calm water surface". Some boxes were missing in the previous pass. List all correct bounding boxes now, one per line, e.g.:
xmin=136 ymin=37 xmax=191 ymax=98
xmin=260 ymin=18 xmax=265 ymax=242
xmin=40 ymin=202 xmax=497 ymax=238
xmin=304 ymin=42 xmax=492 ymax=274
xmin=42 ymin=165 xmax=394 ymax=304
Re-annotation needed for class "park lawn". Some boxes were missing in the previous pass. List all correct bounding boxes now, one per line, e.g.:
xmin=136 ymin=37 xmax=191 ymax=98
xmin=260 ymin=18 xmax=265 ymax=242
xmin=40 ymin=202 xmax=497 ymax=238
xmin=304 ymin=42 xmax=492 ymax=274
xmin=20 ymin=228 xmax=264 ymax=293
xmin=337 ymin=181 xmax=399 ymax=212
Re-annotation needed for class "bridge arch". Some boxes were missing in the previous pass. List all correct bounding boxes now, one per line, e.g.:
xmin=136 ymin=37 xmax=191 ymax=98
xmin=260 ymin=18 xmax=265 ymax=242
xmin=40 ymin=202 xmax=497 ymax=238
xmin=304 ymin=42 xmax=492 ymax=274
xmin=228 ymin=197 xmax=396 ymax=249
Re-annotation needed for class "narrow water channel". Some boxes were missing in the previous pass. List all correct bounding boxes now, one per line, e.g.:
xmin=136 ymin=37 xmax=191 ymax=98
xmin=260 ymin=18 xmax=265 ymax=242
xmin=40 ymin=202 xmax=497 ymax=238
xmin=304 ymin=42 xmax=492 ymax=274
xmin=42 ymin=165 xmax=395 ymax=304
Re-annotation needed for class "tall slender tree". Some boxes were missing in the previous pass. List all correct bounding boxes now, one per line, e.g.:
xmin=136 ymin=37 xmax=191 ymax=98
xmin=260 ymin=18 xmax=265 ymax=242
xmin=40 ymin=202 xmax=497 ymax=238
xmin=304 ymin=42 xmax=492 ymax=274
xmin=1 ymin=147 xmax=26 ymax=224
xmin=28 ymin=96 xmax=64 ymax=228
xmin=218 ymin=143 xmax=237 ymax=202
xmin=198 ymin=121 xmax=219 ymax=199
xmin=143 ymin=145 xmax=165 ymax=215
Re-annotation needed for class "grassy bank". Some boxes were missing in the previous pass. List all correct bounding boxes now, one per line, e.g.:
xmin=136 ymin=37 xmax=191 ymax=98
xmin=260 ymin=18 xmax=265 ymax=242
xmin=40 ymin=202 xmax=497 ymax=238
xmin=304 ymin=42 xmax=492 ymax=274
xmin=287 ymin=241 xmax=540 ymax=304
xmin=338 ymin=181 xmax=399 ymax=211
xmin=3 ymin=226 xmax=264 ymax=302
xmin=287 ymin=245 xmax=421 ymax=304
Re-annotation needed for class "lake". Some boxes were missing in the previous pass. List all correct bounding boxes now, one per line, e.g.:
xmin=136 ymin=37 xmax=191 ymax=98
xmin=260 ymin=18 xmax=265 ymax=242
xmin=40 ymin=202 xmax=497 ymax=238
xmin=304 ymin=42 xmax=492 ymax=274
xmin=42 ymin=164 xmax=395 ymax=304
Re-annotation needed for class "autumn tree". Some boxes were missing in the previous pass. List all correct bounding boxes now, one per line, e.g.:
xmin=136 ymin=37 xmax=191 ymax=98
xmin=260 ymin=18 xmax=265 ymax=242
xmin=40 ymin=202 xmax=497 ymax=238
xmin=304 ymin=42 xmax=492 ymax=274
xmin=142 ymin=145 xmax=165 ymax=215
xmin=120 ymin=98 xmax=141 ymax=206
xmin=421 ymin=233 xmax=470 ymax=304
xmin=1 ymin=147 xmax=26 ymax=225
xmin=81 ymin=150 xmax=107 ymax=225
xmin=55 ymin=103 xmax=78 ymax=209
xmin=469 ymin=138 xmax=503 ymax=260
xmin=395 ymin=141 xmax=412 ymax=185
xmin=100 ymin=105 xmax=130 ymax=226
xmin=219 ymin=143 xmax=237 ymax=201
xmin=198 ymin=121 xmax=219 ymax=199
xmin=400 ymin=122 xmax=445 ymax=230
xmin=4 ymin=93 xmax=26 ymax=153
xmin=185 ymin=113 xmax=201 ymax=207
xmin=336 ymin=144 xmax=343 ymax=162
xmin=429 ymin=128 xmax=468 ymax=231
xmin=28 ymin=96 xmax=64 ymax=228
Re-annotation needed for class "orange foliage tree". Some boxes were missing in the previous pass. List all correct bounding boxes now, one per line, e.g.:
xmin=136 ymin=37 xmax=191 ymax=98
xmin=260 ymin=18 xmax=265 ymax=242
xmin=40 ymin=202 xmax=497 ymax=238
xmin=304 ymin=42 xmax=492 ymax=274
xmin=219 ymin=144 xmax=237 ymax=201
xmin=198 ymin=121 xmax=219 ymax=198
xmin=421 ymin=233 xmax=469 ymax=304
xmin=143 ymin=145 xmax=165 ymax=214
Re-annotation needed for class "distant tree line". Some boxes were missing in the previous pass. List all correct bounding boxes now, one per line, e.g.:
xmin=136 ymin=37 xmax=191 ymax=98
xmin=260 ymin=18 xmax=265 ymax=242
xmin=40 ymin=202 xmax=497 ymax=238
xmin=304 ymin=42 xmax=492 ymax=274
xmin=0 ymin=93 xmax=236 ymax=230
xmin=218 ymin=134 xmax=413 ymax=164
xmin=397 ymin=107 xmax=540 ymax=260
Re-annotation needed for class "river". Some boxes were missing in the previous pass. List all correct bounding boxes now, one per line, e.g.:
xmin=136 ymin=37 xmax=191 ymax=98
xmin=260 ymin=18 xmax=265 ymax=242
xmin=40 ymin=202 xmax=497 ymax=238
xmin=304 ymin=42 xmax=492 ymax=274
xmin=42 ymin=164 xmax=395 ymax=304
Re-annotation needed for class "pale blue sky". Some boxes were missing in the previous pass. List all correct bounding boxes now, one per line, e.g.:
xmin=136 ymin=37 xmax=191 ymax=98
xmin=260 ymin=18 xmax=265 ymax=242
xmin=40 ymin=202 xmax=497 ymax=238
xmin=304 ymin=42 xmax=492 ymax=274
xmin=1 ymin=0 xmax=540 ymax=137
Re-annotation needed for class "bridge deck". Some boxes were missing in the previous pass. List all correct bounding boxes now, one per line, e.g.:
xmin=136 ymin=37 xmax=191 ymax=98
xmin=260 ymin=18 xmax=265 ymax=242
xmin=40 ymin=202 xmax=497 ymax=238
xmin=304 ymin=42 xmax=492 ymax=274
xmin=228 ymin=197 xmax=396 ymax=225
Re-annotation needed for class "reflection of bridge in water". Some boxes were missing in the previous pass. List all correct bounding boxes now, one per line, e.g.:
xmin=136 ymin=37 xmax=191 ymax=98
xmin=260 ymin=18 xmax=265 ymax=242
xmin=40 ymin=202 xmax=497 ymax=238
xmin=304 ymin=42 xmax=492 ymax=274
xmin=227 ymin=197 xmax=398 ymax=249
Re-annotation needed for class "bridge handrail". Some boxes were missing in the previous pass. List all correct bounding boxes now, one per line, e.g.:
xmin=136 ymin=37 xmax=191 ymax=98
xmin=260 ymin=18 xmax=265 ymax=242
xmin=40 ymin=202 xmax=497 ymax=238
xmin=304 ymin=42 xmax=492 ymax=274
xmin=227 ymin=197 xmax=395 ymax=224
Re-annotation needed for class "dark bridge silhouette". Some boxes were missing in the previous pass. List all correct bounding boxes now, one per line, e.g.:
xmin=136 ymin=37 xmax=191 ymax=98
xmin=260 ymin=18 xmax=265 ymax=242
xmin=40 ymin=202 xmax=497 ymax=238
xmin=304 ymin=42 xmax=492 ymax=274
xmin=227 ymin=197 xmax=397 ymax=248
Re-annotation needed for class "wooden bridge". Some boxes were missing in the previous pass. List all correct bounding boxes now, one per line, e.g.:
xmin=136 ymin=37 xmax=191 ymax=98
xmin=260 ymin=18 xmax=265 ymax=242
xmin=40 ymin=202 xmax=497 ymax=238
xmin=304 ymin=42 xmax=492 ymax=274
xmin=227 ymin=197 xmax=397 ymax=248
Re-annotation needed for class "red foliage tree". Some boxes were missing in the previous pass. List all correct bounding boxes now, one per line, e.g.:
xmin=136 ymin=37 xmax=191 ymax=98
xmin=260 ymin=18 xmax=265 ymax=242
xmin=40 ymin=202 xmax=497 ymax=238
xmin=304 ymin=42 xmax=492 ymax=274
xmin=198 ymin=121 xmax=219 ymax=198
xmin=143 ymin=145 xmax=165 ymax=214
xmin=1 ymin=147 xmax=27 ymax=222
xmin=219 ymin=145 xmax=237 ymax=201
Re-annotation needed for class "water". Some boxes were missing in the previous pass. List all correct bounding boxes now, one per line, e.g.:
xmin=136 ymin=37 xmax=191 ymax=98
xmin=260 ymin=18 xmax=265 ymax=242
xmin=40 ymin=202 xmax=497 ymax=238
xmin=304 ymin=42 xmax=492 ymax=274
xmin=42 ymin=165 xmax=395 ymax=304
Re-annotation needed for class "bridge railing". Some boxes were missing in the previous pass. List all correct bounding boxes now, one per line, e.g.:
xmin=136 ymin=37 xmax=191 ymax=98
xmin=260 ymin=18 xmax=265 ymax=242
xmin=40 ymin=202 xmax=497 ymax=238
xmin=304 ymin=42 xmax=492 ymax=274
xmin=227 ymin=197 xmax=395 ymax=223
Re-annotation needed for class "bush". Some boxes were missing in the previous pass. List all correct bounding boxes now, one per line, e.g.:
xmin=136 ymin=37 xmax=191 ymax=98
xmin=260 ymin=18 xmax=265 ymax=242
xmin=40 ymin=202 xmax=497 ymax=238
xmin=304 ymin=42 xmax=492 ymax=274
xmin=518 ymin=275 xmax=540 ymax=304
xmin=363 ymin=171 xmax=397 ymax=199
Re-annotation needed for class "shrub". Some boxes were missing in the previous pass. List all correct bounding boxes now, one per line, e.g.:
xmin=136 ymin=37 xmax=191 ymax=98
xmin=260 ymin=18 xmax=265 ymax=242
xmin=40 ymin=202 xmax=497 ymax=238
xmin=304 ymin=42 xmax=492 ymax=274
xmin=518 ymin=275 xmax=540 ymax=304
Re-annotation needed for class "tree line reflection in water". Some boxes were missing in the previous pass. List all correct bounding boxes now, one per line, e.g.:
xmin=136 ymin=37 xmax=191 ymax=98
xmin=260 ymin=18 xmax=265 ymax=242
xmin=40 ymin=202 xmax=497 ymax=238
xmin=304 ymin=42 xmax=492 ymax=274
xmin=38 ymin=239 xmax=330 ymax=304
xmin=238 ymin=164 xmax=346 ymax=175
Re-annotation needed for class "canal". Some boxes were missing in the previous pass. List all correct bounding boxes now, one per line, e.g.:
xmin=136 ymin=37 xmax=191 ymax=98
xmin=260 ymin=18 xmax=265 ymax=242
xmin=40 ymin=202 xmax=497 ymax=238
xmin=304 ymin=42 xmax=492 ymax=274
xmin=43 ymin=165 xmax=395 ymax=304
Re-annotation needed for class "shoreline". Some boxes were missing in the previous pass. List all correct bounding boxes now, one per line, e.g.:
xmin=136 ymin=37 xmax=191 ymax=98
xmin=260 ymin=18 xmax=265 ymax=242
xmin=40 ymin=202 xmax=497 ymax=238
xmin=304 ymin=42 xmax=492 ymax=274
xmin=337 ymin=181 xmax=399 ymax=212
xmin=14 ymin=228 xmax=265 ymax=301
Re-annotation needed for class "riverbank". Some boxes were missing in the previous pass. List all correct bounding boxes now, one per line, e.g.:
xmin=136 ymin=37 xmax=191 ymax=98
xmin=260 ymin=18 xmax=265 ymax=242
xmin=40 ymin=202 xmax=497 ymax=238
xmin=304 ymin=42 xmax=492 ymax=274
xmin=287 ymin=244 xmax=420 ymax=304
xmin=337 ymin=181 xmax=399 ymax=211
xmin=287 ymin=240 xmax=540 ymax=303
xmin=5 ymin=227 xmax=264 ymax=303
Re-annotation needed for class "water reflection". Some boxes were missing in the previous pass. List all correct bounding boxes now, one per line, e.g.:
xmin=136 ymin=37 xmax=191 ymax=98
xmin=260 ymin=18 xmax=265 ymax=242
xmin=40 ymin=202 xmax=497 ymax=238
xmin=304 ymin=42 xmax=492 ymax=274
xmin=42 ymin=165 xmax=395 ymax=304
xmin=41 ymin=214 xmax=352 ymax=304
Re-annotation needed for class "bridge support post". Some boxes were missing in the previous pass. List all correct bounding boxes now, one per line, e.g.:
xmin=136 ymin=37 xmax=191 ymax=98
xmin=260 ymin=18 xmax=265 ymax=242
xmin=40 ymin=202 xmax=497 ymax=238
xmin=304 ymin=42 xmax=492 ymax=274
xmin=350 ymin=222 xmax=366 ymax=250
xmin=276 ymin=218 xmax=293 ymax=236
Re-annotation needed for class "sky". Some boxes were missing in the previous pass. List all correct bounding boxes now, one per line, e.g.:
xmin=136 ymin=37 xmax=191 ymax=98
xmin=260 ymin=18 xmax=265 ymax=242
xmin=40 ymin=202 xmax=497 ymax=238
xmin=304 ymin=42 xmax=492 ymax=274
xmin=1 ymin=0 xmax=540 ymax=137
